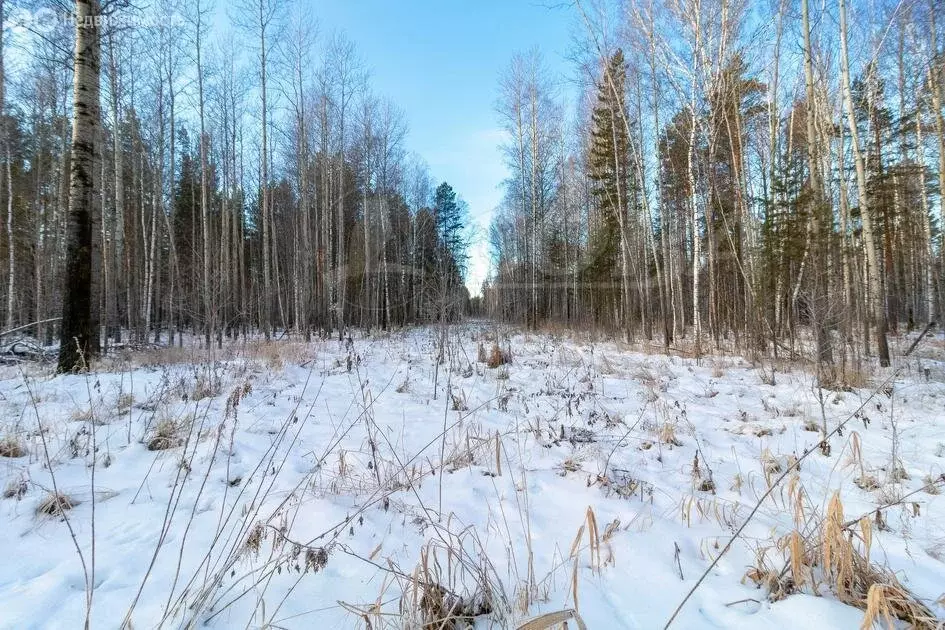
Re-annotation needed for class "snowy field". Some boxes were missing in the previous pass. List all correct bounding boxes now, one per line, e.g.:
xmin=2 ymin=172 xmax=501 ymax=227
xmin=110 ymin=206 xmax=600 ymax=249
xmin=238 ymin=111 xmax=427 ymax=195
xmin=1 ymin=324 xmax=944 ymax=629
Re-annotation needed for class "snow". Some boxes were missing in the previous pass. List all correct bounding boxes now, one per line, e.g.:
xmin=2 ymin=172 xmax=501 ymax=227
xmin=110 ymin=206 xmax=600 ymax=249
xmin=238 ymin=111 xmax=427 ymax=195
xmin=1 ymin=325 xmax=944 ymax=629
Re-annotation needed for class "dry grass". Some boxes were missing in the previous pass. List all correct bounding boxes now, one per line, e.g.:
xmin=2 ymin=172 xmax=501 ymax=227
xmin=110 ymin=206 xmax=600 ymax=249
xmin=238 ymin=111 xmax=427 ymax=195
xmin=853 ymin=475 xmax=881 ymax=491
xmin=848 ymin=433 xmax=880 ymax=491
xmin=122 ymin=338 xmax=312 ymax=369
xmin=821 ymin=364 xmax=872 ymax=391
xmin=517 ymin=609 xmax=588 ymax=630
xmin=486 ymin=343 xmax=511 ymax=369
xmin=399 ymin=538 xmax=497 ymax=630
xmin=595 ymin=353 xmax=616 ymax=375
xmin=690 ymin=453 xmax=716 ymax=493
xmin=7 ymin=325 xmax=942 ymax=629
xmin=70 ymin=408 xmax=93 ymax=422
xmin=658 ymin=422 xmax=682 ymax=447
xmin=862 ymin=582 xmax=939 ymax=630
xmin=746 ymin=490 xmax=938 ymax=628
xmin=450 ymin=390 xmax=468 ymax=412
xmin=244 ymin=340 xmax=310 ymax=369
xmin=114 ymin=393 xmax=134 ymax=414
xmin=758 ymin=363 xmax=777 ymax=386
xmin=3 ymin=479 xmax=27 ymax=500
xmin=779 ymin=402 xmax=802 ymax=418
xmin=36 ymin=492 xmax=78 ymax=517
xmin=190 ymin=374 xmax=221 ymax=401
xmin=0 ymin=434 xmax=26 ymax=458
xmin=560 ymin=458 xmax=581 ymax=474
xmin=923 ymin=475 xmax=942 ymax=495
xmin=417 ymin=582 xmax=488 ymax=629
xmin=569 ymin=506 xmax=614 ymax=572
xmin=243 ymin=522 xmax=265 ymax=558
xmin=634 ymin=365 xmax=660 ymax=388
xmin=147 ymin=417 xmax=186 ymax=451
xmin=760 ymin=449 xmax=797 ymax=485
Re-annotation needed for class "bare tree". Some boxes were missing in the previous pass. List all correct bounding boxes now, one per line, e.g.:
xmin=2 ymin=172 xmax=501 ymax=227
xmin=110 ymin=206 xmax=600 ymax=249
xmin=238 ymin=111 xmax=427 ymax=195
xmin=234 ymin=0 xmax=281 ymax=339
xmin=838 ymin=0 xmax=890 ymax=366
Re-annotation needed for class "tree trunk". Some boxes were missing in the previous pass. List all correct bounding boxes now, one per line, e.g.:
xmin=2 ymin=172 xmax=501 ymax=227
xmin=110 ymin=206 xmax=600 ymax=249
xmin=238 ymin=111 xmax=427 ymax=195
xmin=1 ymin=0 xmax=11 ymax=332
xmin=259 ymin=0 xmax=271 ymax=339
xmin=928 ymin=2 xmax=945 ymax=319
xmin=195 ymin=1 xmax=212 ymax=346
xmin=59 ymin=0 xmax=102 ymax=372
xmin=802 ymin=0 xmax=833 ymax=366
xmin=838 ymin=0 xmax=890 ymax=366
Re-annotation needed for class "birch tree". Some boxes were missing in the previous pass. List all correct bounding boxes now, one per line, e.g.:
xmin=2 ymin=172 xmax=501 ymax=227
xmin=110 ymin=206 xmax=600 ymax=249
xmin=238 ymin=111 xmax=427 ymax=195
xmin=838 ymin=0 xmax=890 ymax=366
xmin=59 ymin=0 xmax=104 ymax=372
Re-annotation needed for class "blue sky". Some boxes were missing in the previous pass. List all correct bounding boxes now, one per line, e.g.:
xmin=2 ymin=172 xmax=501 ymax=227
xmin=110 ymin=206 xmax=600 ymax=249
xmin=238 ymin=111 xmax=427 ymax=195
xmin=314 ymin=0 xmax=575 ymax=296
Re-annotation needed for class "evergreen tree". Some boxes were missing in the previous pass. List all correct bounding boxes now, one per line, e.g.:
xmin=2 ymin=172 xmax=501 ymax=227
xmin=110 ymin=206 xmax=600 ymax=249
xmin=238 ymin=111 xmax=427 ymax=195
xmin=586 ymin=49 xmax=631 ymax=317
xmin=432 ymin=181 xmax=468 ymax=277
xmin=431 ymin=181 xmax=468 ymax=320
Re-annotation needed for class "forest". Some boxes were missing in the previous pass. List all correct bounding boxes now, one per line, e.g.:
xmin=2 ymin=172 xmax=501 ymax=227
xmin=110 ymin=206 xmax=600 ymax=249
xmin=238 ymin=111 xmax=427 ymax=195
xmin=1 ymin=0 xmax=942 ymax=374
xmin=486 ymin=0 xmax=944 ymax=376
xmin=1 ymin=0 xmax=471 ymax=372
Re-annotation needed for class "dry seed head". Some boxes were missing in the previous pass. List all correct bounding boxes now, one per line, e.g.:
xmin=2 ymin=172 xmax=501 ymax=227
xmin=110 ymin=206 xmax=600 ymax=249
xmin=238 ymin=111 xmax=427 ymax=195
xmin=785 ymin=530 xmax=808 ymax=590
xmin=850 ymin=432 xmax=864 ymax=475
xmin=861 ymin=583 xmax=897 ymax=630
xmin=787 ymin=472 xmax=806 ymax=528
xmin=244 ymin=522 xmax=265 ymax=557
xmin=860 ymin=517 xmax=872 ymax=562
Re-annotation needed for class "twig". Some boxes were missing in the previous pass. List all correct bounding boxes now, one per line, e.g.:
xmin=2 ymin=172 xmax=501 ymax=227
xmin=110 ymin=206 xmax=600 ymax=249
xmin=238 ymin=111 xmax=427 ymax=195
xmin=0 ymin=317 xmax=62 ymax=338
xmin=841 ymin=476 xmax=945 ymax=529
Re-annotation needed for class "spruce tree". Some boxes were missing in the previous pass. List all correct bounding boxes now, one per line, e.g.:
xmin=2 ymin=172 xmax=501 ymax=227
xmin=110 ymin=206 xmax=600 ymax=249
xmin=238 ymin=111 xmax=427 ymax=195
xmin=432 ymin=181 xmax=468 ymax=277
xmin=586 ymin=49 xmax=630 ymax=315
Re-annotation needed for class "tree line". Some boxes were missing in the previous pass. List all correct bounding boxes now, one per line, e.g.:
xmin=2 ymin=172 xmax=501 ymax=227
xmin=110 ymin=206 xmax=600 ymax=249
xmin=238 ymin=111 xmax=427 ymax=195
xmin=0 ymin=0 xmax=470 ymax=371
xmin=485 ymin=0 xmax=944 ymax=369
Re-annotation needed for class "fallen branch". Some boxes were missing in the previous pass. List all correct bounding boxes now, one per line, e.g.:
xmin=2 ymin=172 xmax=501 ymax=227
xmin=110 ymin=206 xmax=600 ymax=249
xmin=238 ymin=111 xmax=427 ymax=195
xmin=0 ymin=317 xmax=61 ymax=338
xmin=904 ymin=321 xmax=937 ymax=357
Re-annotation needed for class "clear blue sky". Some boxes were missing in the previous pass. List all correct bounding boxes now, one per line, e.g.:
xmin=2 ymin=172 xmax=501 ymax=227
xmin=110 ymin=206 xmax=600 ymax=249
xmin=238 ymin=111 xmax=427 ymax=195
xmin=314 ymin=0 xmax=575 ymax=296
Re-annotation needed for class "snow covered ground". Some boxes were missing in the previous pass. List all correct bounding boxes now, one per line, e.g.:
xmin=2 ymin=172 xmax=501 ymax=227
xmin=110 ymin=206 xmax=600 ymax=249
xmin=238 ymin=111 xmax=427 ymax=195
xmin=1 ymin=324 xmax=944 ymax=629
